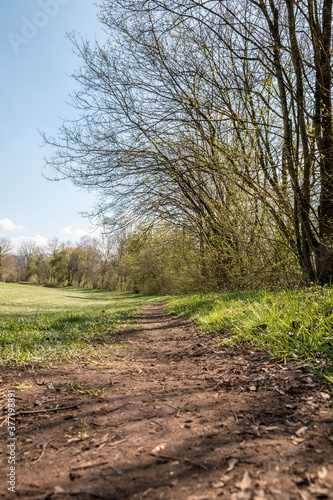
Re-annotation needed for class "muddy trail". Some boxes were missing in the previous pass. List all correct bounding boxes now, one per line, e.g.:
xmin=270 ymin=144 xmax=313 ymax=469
xmin=1 ymin=303 xmax=333 ymax=500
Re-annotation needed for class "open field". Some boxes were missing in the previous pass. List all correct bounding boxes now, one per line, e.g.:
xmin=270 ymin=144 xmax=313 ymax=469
xmin=0 ymin=283 xmax=156 ymax=365
xmin=165 ymin=287 xmax=333 ymax=381
xmin=1 ymin=283 xmax=333 ymax=379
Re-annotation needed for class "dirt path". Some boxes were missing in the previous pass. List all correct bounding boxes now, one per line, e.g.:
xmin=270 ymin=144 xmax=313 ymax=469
xmin=1 ymin=303 xmax=333 ymax=500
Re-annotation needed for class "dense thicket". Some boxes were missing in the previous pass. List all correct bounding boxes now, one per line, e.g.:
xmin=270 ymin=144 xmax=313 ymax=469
xmin=43 ymin=0 xmax=333 ymax=289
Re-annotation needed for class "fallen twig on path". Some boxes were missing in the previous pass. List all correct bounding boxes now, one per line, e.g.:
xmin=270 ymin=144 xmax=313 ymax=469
xmin=18 ymin=405 xmax=79 ymax=415
xmin=164 ymin=402 xmax=179 ymax=411
xmin=71 ymin=461 xmax=108 ymax=471
xmin=45 ymin=490 xmax=110 ymax=499
xmin=150 ymin=452 xmax=208 ymax=471
xmin=164 ymin=402 xmax=180 ymax=417
xmin=208 ymin=381 xmax=224 ymax=391
xmin=106 ymin=438 xmax=128 ymax=447
xmin=32 ymin=440 xmax=53 ymax=464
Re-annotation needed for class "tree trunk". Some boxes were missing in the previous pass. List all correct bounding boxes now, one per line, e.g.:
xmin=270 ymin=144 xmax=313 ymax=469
xmin=316 ymin=0 xmax=333 ymax=283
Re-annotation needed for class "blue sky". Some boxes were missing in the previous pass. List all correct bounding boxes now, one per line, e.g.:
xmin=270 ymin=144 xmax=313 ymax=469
xmin=0 ymin=0 xmax=107 ymax=250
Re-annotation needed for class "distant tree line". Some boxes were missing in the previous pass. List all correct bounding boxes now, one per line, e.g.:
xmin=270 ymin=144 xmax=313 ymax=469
xmin=43 ymin=0 xmax=333 ymax=288
xmin=0 ymin=236 xmax=115 ymax=289
xmin=0 ymin=222 xmax=299 ymax=294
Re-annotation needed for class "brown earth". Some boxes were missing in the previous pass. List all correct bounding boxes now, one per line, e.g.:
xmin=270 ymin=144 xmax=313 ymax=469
xmin=1 ymin=303 xmax=333 ymax=500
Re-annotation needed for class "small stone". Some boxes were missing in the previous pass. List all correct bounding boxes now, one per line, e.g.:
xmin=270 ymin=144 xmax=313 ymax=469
xmin=318 ymin=466 xmax=328 ymax=480
xmin=54 ymin=486 xmax=65 ymax=494
xmin=212 ymin=481 xmax=225 ymax=488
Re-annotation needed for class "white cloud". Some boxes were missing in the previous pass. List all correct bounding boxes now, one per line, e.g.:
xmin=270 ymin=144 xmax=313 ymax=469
xmin=10 ymin=235 xmax=49 ymax=250
xmin=61 ymin=226 xmax=87 ymax=238
xmin=0 ymin=218 xmax=25 ymax=232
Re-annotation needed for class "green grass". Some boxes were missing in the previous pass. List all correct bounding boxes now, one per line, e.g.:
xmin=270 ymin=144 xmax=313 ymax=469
xmin=165 ymin=286 xmax=333 ymax=381
xmin=0 ymin=283 xmax=156 ymax=365
xmin=3 ymin=282 xmax=333 ymax=381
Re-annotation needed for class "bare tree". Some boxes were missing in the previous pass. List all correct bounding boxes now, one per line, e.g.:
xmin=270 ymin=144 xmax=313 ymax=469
xmin=43 ymin=0 xmax=333 ymax=284
xmin=144 ymin=0 xmax=333 ymax=281
xmin=0 ymin=238 xmax=13 ymax=281
xmin=17 ymin=241 xmax=39 ymax=281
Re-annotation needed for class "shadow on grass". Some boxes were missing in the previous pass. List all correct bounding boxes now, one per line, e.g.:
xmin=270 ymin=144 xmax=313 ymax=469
xmin=0 ymin=309 xmax=151 ymax=364
xmin=165 ymin=291 xmax=268 ymax=318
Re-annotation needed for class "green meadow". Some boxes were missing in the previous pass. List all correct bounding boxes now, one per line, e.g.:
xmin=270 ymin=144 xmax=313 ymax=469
xmin=1 ymin=283 xmax=333 ymax=382
xmin=0 ymin=283 xmax=154 ymax=365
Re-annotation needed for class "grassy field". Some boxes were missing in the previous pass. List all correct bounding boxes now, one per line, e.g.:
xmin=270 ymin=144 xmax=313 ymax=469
xmin=165 ymin=286 xmax=333 ymax=382
xmin=0 ymin=283 xmax=155 ymax=365
xmin=2 ymin=283 xmax=333 ymax=381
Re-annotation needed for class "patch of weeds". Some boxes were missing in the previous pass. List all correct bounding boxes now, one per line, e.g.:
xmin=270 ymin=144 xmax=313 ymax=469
xmin=9 ymin=376 xmax=34 ymax=390
xmin=131 ymin=366 xmax=143 ymax=374
xmin=67 ymin=418 xmax=89 ymax=443
xmin=130 ymin=366 xmax=150 ymax=374
xmin=64 ymin=382 xmax=84 ymax=394
xmin=87 ymin=387 xmax=106 ymax=398
xmin=62 ymin=382 xmax=105 ymax=398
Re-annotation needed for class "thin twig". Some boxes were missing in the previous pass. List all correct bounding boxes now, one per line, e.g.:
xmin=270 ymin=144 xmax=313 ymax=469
xmin=32 ymin=440 xmax=53 ymax=464
xmin=107 ymin=403 xmax=127 ymax=413
xmin=102 ymin=463 xmax=123 ymax=475
xmin=164 ymin=402 xmax=179 ymax=411
xmin=208 ymin=381 xmax=224 ymax=391
xmin=18 ymin=405 xmax=79 ymax=416
xmin=45 ymin=491 xmax=109 ymax=499
xmin=71 ymin=461 xmax=108 ymax=471
xmin=150 ymin=452 xmax=208 ymax=471
xmin=106 ymin=438 xmax=128 ymax=447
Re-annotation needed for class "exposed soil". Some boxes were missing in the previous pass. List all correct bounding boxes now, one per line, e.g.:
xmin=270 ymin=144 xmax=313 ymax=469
xmin=1 ymin=303 xmax=333 ymax=500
